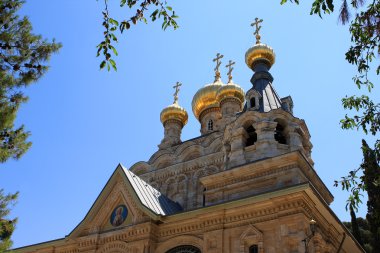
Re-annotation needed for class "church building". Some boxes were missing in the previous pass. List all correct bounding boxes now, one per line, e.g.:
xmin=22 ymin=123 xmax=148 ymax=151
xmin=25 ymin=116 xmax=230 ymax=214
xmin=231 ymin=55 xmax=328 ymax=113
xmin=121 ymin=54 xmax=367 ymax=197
xmin=14 ymin=20 xmax=364 ymax=253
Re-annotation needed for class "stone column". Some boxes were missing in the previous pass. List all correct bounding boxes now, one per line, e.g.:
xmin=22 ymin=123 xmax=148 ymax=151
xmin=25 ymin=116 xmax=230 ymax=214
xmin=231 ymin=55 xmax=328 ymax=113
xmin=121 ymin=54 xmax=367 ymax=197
xmin=229 ymin=127 xmax=248 ymax=167
xmin=286 ymin=125 xmax=303 ymax=151
xmin=254 ymin=120 xmax=278 ymax=158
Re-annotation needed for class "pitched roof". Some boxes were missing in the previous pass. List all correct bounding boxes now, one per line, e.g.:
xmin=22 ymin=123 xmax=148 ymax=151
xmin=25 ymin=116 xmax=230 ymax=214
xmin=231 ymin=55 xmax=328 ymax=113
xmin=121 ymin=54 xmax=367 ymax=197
xmin=121 ymin=165 xmax=182 ymax=215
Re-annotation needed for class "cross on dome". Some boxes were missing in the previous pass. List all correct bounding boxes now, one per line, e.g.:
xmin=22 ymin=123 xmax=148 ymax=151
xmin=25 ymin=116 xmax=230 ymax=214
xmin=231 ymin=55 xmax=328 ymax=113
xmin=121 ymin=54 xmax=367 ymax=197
xmin=251 ymin=18 xmax=263 ymax=44
xmin=226 ymin=60 xmax=235 ymax=83
xmin=213 ymin=53 xmax=224 ymax=82
xmin=173 ymin=81 xmax=182 ymax=103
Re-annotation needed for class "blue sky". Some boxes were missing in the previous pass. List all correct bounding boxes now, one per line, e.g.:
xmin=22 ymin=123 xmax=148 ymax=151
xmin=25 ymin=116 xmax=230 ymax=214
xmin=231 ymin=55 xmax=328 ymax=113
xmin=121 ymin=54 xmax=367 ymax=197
xmin=1 ymin=0 xmax=379 ymax=248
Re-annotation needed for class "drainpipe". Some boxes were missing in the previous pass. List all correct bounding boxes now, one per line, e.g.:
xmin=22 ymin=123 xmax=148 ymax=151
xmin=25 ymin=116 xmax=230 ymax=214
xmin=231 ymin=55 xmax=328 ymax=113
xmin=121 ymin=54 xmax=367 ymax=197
xmin=336 ymin=233 xmax=346 ymax=253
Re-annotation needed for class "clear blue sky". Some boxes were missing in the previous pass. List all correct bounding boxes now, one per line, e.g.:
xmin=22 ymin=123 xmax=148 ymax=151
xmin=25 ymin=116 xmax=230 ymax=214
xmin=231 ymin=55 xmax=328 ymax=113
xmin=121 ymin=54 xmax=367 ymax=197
xmin=1 ymin=0 xmax=379 ymax=248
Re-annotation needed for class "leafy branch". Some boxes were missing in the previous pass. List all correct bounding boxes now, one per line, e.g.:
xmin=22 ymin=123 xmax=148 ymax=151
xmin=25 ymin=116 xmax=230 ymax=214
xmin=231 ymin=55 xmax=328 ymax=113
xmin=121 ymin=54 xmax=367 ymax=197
xmin=97 ymin=0 xmax=179 ymax=71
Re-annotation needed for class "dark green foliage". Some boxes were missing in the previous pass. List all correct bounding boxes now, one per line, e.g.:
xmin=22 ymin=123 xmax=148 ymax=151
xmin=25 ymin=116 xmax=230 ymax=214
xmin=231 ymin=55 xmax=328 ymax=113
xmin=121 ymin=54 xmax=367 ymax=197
xmin=97 ymin=0 xmax=178 ymax=71
xmin=281 ymin=0 xmax=380 ymax=250
xmin=349 ymin=204 xmax=363 ymax=246
xmin=0 ymin=0 xmax=61 ymax=163
xmin=344 ymin=217 xmax=373 ymax=252
xmin=336 ymin=140 xmax=380 ymax=252
xmin=0 ymin=190 xmax=18 ymax=253
xmin=362 ymin=140 xmax=380 ymax=252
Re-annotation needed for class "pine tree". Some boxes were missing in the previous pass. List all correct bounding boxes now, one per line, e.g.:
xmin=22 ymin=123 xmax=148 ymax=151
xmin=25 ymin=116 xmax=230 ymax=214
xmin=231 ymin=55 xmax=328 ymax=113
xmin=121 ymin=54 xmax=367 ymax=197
xmin=0 ymin=191 xmax=18 ymax=253
xmin=0 ymin=0 xmax=61 ymax=163
xmin=1 ymin=1 xmax=61 ymax=251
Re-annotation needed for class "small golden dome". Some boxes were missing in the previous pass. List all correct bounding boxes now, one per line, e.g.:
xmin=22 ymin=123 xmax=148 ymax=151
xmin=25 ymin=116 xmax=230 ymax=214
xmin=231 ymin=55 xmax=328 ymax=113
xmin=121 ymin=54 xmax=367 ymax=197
xmin=160 ymin=102 xmax=188 ymax=126
xmin=192 ymin=80 xmax=224 ymax=120
xmin=216 ymin=82 xmax=245 ymax=106
xmin=245 ymin=43 xmax=275 ymax=69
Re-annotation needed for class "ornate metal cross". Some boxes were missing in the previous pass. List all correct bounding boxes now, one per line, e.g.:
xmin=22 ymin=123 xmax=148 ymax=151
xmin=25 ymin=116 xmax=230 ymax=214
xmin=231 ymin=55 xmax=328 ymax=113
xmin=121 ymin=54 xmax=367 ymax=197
xmin=251 ymin=17 xmax=263 ymax=44
xmin=226 ymin=60 xmax=235 ymax=83
xmin=213 ymin=53 xmax=224 ymax=81
xmin=173 ymin=81 xmax=182 ymax=103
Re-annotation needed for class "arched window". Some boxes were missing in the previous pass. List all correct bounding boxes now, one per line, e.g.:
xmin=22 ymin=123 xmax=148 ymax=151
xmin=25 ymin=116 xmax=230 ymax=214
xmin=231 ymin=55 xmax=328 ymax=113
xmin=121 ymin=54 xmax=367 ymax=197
xmin=207 ymin=119 xmax=213 ymax=131
xmin=249 ymin=245 xmax=258 ymax=253
xmin=250 ymin=97 xmax=256 ymax=108
xmin=202 ymin=188 xmax=206 ymax=207
xmin=274 ymin=123 xmax=287 ymax=144
xmin=166 ymin=245 xmax=201 ymax=253
xmin=245 ymin=125 xmax=257 ymax=147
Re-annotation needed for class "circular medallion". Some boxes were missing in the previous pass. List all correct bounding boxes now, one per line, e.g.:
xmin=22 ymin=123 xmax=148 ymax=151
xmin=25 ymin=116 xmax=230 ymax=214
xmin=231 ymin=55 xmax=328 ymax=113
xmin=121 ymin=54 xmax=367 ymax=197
xmin=110 ymin=204 xmax=128 ymax=227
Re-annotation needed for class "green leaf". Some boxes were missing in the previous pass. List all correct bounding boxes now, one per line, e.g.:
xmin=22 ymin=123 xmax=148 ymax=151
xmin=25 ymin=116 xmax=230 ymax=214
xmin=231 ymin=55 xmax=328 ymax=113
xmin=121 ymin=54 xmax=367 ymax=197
xmin=326 ymin=0 xmax=334 ymax=11
xmin=100 ymin=60 xmax=106 ymax=69
xmin=111 ymin=45 xmax=118 ymax=56
xmin=109 ymin=59 xmax=117 ymax=71
xmin=109 ymin=18 xmax=119 ymax=26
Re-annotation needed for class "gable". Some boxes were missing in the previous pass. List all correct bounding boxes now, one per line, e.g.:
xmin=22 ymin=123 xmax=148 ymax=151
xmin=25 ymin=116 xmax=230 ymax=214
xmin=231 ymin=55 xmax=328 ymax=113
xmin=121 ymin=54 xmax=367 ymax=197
xmin=68 ymin=164 xmax=181 ymax=238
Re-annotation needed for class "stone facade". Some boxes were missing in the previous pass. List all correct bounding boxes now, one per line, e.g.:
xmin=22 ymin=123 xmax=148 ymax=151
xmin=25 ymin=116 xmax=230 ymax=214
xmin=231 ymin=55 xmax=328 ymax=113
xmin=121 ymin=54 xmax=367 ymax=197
xmin=14 ymin=33 xmax=364 ymax=253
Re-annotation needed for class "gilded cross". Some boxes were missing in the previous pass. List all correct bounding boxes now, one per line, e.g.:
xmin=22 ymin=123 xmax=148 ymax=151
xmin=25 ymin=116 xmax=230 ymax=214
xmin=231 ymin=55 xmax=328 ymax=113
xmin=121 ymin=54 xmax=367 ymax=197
xmin=213 ymin=53 xmax=224 ymax=81
xmin=251 ymin=18 xmax=263 ymax=44
xmin=173 ymin=81 xmax=182 ymax=103
xmin=226 ymin=60 xmax=235 ymax=83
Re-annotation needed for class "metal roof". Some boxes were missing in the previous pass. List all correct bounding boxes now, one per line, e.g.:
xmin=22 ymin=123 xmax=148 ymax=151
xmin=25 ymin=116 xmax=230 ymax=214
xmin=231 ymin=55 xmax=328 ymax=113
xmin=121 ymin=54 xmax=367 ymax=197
xmin=252 ymin=79 xmax=282 ymax=112
xmin=121 ymin=166 xmax=183 ymax=216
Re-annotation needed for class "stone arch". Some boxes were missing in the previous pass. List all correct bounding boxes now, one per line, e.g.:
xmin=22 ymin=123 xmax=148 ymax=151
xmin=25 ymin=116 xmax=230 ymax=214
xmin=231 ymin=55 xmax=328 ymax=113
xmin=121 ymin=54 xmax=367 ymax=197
xmin=179 ymin=144 xmax=202 ymax=162
xmin=232 ymin=110 xmax=261 ymax=130
xmin=166 ymin=245 xmax=201 ymax=253
xmin=174 ymin=140 xmax=196 ymax=154
xmin=156 ymin=235 xmax=203 ymax=253
xmin=208 ymin=137 xmax=222 ymax=153
xmin=232 ymin=112 xmax=262 ymax=148
xmin=148 ymin=149 xmax=172 ymax=164
xmin=273 ymin=118 xmax=288 ymax=145
xmin=129 ymin=161 xmax=151 ymax=175
xmin=240 ymin=225 xmax=264 ymax=253
xmin=241 ymin=119 xmax=257 ymax=147
xmin=154 ymin=154 xmax=173 ymax=169
xmin=246 ymin=89 xmax=261 ymax=110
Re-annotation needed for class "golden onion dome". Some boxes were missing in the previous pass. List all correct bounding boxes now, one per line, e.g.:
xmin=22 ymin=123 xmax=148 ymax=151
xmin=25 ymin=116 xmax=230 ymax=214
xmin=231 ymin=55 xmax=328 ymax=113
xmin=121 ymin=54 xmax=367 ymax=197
xmin=191 ymin=80 xmax=224 ymax=121
xmin=216 ymin=82 xmax=245 ymax=106
xmin=245 ymin=43 xmax=275 ymax=70
xmin=160 ymin=102 xmax=188 ymax=126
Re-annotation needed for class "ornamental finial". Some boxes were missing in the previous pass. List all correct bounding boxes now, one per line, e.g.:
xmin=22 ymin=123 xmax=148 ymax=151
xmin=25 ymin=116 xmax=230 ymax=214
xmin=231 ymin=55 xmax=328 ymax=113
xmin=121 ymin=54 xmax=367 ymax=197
xmin=213 ymin=53 xmax=224 ymax=82
xmin=251 ymin=18 xmax=263 ymax=44
xmin=173 ymin=81 xmax=182 ymax=103
xmin=225 ymin=60 xmax=235 ymax=83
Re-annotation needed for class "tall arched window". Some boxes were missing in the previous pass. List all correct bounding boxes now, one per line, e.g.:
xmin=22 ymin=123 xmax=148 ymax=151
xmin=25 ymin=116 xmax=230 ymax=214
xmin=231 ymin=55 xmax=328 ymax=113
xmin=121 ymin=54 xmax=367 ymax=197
xmin=245 ymin=125 xmax=257 ymax=147
xmin=207 ymin=119 xmax=213 ymax=131
xmin=274 ymin=123 xmax=287 ymax=144
xmin=250 ymin=97 xmax=256 ymax=108
xmin=166 ymin=245 xmax=201 ymax=253
xmin=249 ymin=245 xmax=258 ymax=253
xmin=202 ymin=188 xmax=206 ymax=207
